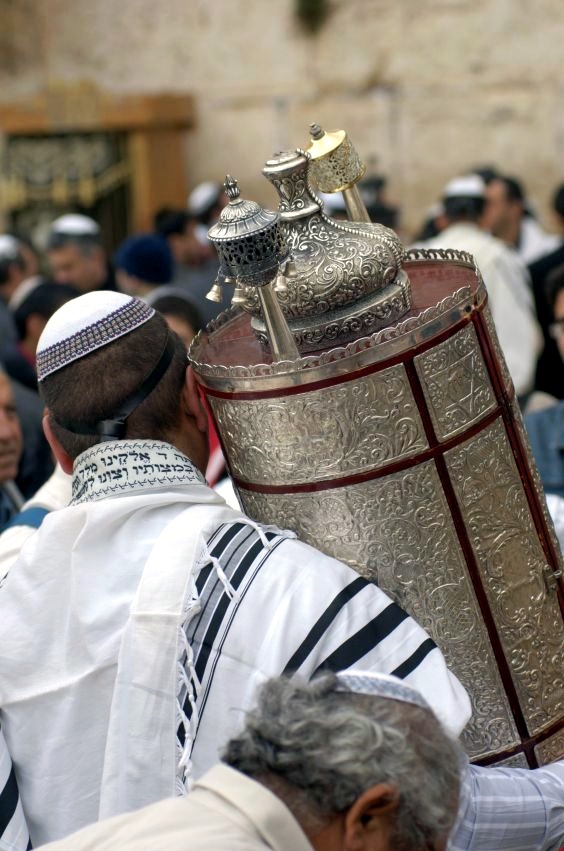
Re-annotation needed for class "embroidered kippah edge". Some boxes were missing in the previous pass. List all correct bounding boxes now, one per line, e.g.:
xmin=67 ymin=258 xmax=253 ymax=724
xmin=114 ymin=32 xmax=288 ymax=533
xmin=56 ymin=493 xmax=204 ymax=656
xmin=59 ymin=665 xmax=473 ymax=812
xmin=335 ymin=672 xmax=431 ymax=711
xmin=37 ymin=300 xmax=155 ymax=381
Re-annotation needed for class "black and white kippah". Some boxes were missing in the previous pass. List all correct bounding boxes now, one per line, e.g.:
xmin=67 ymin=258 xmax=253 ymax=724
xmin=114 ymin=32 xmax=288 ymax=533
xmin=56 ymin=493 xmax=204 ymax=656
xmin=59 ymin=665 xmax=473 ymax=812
xmin=36 ymin=291 xmax=155 ymax=382
xmin=335 ymin=670 xmax=431 ymax=712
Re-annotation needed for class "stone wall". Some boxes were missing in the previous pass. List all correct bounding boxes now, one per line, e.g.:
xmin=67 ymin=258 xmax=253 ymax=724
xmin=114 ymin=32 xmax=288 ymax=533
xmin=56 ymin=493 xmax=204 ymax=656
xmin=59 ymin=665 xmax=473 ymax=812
xmin=1 ymin=0 xmax=563 ymax=235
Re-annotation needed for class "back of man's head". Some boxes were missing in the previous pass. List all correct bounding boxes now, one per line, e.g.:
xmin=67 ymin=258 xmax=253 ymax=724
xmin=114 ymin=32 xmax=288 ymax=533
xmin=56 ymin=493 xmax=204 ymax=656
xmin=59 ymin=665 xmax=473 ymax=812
xmin=154 ymin=208 xmax=192 ymax=239
xmin=498 ymin=175 xmax=525 ymax=205
xmin=114 ymin=234 xmax=173 ymax=292
xmin=223 ymin=672 xmax=461 ymax=851
xmin=37 ymin=292 xmax=188 ymax=461
xmin=442 ymin=175 xmax=486 ymax=223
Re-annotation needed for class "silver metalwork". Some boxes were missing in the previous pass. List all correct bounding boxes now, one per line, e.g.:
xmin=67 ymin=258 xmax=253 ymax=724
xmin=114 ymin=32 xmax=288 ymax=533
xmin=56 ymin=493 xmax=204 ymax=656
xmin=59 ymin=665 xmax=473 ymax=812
xmin=208 ymin=175 xmax=288 ymax=287
xmin=307 ymin=123 xmax=370 ymax=222
xmin=190 ymin=281 xmax=476 ymax=390
xmin=207 ymin=176 xmax=298 ymax=361
xmin=192 ymin=151 xmax=564 ymax=767
xmin=256 ymin=284 xmax=300 ymax=361
xmin=208 ymin=363 xmax=428 ymax=486
xmin=445 ymin=418 xmax=564 ymax=733
xmin=414 ymin=323 xmax=497 ymax=441
xmin=236 ymin=462 xmax=521 ymax=760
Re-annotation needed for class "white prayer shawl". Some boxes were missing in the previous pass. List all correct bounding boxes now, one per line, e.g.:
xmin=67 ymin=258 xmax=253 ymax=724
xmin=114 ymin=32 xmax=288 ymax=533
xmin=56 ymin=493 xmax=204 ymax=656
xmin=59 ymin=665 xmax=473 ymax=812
xmin=0 ymin=440 xmax=470 ymax=847
xmin=0 ymin=725 xmax=30 ymax=851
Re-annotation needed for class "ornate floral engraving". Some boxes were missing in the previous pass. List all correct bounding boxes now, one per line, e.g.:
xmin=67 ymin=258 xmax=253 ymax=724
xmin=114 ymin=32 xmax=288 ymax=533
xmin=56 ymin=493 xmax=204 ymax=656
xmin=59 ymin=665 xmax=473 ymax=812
xmin=445 ymin=419 xmax=564 ymax=732
xmin=308 ymin=130 xmax=365 ymax=193
xmin=481 ymin=303 xmax=513 ymax=394
xmin=255 ymin=150 xmax=407 ymax=330
xmin=253 ymin=272 xmax=412 ymax=352
xmin=535 ymin=728 xmax=564 ymax=764
xmin=238 ymin=461 xmax=519 ymax=760
xmin=211 ymin=363 xmax=428 ymax=485
xmin=414 ymin=323 xmax=496 ymax=440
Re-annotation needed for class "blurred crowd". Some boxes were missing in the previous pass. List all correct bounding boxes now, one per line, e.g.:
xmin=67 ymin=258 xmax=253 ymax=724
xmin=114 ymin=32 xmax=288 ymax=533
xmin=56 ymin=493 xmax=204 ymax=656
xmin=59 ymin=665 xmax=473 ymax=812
xmin=0 ymin=180 xmax=230 ymax=531
xmin=2 ymin=168 xmax=564 ymax=533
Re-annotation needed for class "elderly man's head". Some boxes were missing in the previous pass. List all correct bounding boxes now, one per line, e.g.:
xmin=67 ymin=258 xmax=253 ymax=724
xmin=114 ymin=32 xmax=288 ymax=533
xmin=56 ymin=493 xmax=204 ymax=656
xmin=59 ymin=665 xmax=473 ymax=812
xmin=223 ymin=672 xmax=462 ymax=851
xmin=0 ymin=369 xmax=23 ymax=483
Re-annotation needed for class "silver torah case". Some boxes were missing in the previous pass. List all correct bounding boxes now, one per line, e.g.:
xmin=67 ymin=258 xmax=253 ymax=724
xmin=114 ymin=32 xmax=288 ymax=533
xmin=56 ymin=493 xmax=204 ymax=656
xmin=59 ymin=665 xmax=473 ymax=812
xmin=191 ymin=137 xmax=564 ymax=768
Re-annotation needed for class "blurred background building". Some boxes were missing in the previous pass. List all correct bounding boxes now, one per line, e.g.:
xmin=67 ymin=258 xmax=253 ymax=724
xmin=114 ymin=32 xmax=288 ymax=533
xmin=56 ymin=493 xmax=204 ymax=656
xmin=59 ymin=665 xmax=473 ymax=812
xmin=0 ymin=0 xmax=562 ymax=245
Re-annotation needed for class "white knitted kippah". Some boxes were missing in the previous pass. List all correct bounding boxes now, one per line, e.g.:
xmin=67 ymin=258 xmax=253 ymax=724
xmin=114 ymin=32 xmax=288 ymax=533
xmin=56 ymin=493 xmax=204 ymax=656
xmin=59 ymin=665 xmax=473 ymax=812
xmin=36 ymin=291 xmax=155 ymax=382
xmin=187 ymin=181 xmax=221 ymax=217
xmin=335 ymin=670 xmax=431 ymax=712
xmin=0 ymin=234 xmax=20 ymax=260
xmin=49 ymin=214 xmax=100 ymax=236
xmin=442 ymin=174 xmax=485 ymax=199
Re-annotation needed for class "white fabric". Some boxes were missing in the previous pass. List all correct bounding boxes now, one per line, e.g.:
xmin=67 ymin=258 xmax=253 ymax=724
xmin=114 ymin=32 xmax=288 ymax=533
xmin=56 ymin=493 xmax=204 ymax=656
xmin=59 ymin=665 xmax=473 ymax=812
xmin=49 ymin=214 xmax=100 ymax=235
xmin=187 ymin=182 xmax=221 ymax=217
xmin=0 ymin=464 xmax=71 ymax=585
xmin=8 ymin=275 xmax=42 ymax=310
xmin=546 ymin=493 xmax=564 ymax=552
xmin=36 ymin=292 xmax=155 ymax=379
xmin=0 ymin=439 xmax=470 ymax=846
xmin=0 ymin=724 xmax=30 ymax=851
xmin=517 ymin=217 xmax=561 ymax=265
xmin=0 ymin=236 xmax=19 ymax=261
xmin=443 ymin=175 xmax=485 ymax=198
xmin=424 ymin=222 xmax=543 ymax=395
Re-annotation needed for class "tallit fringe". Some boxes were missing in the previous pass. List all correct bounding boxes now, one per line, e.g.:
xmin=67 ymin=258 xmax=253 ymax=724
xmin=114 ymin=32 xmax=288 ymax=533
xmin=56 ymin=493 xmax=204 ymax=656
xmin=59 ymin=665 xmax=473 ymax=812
xmin=174 ymin=518 xmax=292 ymax=793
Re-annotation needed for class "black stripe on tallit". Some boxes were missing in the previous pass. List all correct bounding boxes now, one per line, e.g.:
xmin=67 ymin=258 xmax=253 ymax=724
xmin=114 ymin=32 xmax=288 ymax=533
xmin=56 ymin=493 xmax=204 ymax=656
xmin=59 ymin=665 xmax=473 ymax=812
xmin=391 ymin=637 xmax=436 ymax=679
xmin=193 ymin=531 xmax=279 ymax=684
xmin=178 ymin=524 xmax=280 ymax=744
xmin=313 ymin=602 xmax=410 ymax=675
xmin=195 ymin=522 xmax=248 ymax=594
xmin=189 ymin=524 xmax=258 ymax=640
xmin=193 ymin=537 xmax=286 ymax=734
xmin=0 ymin=765 xmax=19 ymax=838
xmin=283 ymin=576 xmax=370 ymax=674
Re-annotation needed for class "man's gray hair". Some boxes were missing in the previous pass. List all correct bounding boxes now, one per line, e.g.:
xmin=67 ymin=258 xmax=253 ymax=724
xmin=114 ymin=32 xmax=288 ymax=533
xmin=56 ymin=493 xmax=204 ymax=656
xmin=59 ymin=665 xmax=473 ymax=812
xmin=223 ymin=673 xmax=462 ymax=850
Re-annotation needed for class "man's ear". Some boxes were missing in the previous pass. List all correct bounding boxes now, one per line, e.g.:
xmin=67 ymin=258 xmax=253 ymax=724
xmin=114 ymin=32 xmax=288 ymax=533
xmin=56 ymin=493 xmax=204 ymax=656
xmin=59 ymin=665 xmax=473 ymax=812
xmin=182 ymin=366 xmax=209 ymax=434
xmin=343 ymin=784 xmax=399 ymax=851
xmin=43 ymin=411 xmax=74 ymax=475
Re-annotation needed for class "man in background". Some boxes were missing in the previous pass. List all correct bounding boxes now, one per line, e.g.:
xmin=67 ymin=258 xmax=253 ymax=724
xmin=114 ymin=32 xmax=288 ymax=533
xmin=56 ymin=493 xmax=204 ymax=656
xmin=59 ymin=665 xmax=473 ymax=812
xmin=154 ymin=205 xmax=231 ymax=324
xmin=483 ymin=175 xmax=560 ymax=265
xmin=529 ymin=182 xmax=564 ymax=399
xmin=0 ymin=368 xmax=23 ymax=532
xmin=114 ymin=234 xmax=173 ymax=299
xmin=47 ymin=214 xmax=115 ymax=293
xmin=0 ymin=236 xmax=28 ymax=344
xmin=422 ymin=175 xmax=542 ymax=400
xmin=525 ymin=264 xmax=564 ymax=497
